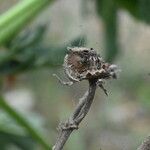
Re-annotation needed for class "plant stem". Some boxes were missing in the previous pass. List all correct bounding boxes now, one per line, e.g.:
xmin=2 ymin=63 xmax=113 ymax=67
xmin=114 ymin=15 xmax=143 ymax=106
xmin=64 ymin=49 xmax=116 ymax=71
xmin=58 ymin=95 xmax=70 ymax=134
xmin=53 ymin=79 xmax=97 ymax=150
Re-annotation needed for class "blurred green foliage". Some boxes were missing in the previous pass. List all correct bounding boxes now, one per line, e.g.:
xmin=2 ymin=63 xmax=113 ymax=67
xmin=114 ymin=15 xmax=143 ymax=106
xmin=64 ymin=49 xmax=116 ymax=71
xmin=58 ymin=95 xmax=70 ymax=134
xmin=0 ymin=0 xmax=53 ymax=45
xmin=0 ymin=25 xmax=86 ymax=75
xmin=0 ymin=131 xmax=35 ymax=150
xmin=96 ymin=0 xmax=150 ymax=62
xmin=0 ymin=0 xmax=150 ymax=149
xmin=96 ymin=0 xmax=118 ymax=62
xmin=0 ymin=0 xmax=86 ymax=149
xmin=0 ymin=0 xmax=53 ymax=149
xmin=0 ymin=96 xmax=50 ymax=149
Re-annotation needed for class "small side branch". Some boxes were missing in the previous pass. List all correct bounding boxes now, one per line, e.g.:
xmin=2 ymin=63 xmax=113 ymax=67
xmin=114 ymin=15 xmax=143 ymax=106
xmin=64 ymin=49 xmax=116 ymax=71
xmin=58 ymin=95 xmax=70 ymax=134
xmin=137 ymin=136 xmax=150 ymax=150
xmin=53 ymin=79 xmax=97 ymax=150
xmin=53 ymin=74 xmax=74 ymax=86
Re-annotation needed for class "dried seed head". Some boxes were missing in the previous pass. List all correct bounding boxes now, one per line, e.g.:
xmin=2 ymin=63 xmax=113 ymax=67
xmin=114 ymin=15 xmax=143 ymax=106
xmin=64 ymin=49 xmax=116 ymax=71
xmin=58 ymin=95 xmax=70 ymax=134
xmin=63 ymin=47 xmax=118 ymax=82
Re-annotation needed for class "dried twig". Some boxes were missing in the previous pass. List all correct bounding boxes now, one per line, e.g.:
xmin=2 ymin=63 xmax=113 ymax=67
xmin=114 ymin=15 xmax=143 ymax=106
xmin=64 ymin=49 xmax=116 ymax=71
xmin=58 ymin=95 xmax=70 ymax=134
xmin=53 ymin=79 xmax=97 ymax=150
xmin=137 ymin=136 xmax=150 ymax=150
xmin=53 ymin=47 xmax=118 ymax=150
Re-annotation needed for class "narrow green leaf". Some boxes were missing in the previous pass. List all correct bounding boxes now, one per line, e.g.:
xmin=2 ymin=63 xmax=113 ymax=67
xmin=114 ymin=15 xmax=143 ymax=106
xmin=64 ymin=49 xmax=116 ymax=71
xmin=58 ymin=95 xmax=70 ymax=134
xmin=0 ymin=130 xmax=35 ymax=150
xmin=0 ymin=0 xmax=53 ymax=45
xmin=96 ymin=0 xmax=119 ymax=62
xmin=0 ymin=96 xmax=51 ymax=149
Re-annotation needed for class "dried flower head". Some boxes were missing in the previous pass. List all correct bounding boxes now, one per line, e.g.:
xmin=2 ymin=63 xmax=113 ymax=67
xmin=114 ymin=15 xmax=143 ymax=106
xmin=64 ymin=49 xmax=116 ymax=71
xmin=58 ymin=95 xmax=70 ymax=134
xmin=53 ymin=47 xmax=119 ymax=95
xmin=53 ymin=47 xmax=120 ymax=150
xmin=64 ymin=47 xmax=118 ymax=82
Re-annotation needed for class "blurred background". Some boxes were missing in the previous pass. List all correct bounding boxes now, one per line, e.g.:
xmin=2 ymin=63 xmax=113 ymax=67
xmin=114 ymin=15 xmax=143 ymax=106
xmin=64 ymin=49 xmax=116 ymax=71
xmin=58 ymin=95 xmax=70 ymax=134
xmin=0 ymin=0 xmax=150 ymax=150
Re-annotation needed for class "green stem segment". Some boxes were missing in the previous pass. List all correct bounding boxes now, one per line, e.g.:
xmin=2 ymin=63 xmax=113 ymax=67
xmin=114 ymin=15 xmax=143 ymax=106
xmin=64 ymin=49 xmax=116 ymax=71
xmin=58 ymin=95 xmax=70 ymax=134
xmin=0 ymin=96 xmax=51 ymax=149
xmin=0 ymin=0 xmax=53 ymax=45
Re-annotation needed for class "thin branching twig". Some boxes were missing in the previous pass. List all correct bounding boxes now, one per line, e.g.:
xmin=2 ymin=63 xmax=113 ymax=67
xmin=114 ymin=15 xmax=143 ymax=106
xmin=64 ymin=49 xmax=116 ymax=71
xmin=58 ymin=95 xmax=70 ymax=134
xmin=53 ymin=79 xmax=97 ymax=150
xmin=53 ymin=47 xmax=119 ymax=150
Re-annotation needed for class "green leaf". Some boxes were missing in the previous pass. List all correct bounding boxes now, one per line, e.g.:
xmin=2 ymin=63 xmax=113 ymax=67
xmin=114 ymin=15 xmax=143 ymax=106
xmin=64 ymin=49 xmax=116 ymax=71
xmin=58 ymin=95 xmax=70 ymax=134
xmin=114 ymin=0 xmax=138 ymax=17
xmin=0 ymin=33 xmax=86 ymax=75
xmin=96 ymin=0 xmax=150 ymax=62
xmin=0 ymin=0 xmax=53 ymax=45
xmin=96 ymin=0 xmax=119 ymax=62
xmin=138 ymin=0 xmax=150 ymax=24
xmin=114 ymin=0 xmax=150 ymax=24
xmin=0 ymin=96 xmax=51 ymax=149
xmin=0 ymin=130 xmax=35 ymax=150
